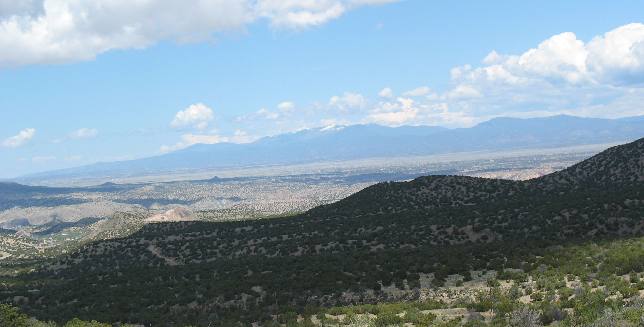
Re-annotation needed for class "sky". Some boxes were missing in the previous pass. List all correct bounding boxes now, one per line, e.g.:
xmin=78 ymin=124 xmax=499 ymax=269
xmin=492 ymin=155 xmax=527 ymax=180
xmin=1 ymin=0 xmax=644 ymax=178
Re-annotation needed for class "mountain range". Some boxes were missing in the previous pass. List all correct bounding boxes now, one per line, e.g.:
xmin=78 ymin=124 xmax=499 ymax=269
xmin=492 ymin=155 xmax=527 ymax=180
xmin=16 ymin=115 xmax=644 ymax=183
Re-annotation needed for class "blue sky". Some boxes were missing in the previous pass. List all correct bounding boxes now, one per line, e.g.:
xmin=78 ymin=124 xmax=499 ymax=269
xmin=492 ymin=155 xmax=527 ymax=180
xmin=1 ymin=0 xmax=644 ymax=178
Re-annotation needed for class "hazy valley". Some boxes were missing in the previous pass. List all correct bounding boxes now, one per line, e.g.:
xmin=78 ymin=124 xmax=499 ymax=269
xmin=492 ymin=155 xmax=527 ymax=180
xmin=0 ymin=139 xmax=613 ymax=263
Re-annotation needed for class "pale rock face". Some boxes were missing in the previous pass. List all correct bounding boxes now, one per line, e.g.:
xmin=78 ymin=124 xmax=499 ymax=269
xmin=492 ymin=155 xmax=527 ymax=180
xmin=145 ymin=207 xmax=194 ymax=223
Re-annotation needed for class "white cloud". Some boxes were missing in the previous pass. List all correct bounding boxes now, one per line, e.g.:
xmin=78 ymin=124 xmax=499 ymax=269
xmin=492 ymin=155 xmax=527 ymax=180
xmin=231 ymin=129 xmax=255 ymax=143
xmin=160 ymin=130 xmax=255 ymax=153
xmin=364 ymin=96 xmax=478 ymax=127
xmin=180 ymin=133 xmax=227 ymax=145
xmin=368 ymin=108 xmax=417 ymax=125
xmin=2 ymin=128 xmax=35 ymax=148
xmin=586 ymin=23 xmax=644 ymax=85
xmin=257 ymin=0 xmax=345 ymax=28
xmin=447 ymin=84 xmax=481 ymax=99
xmin=235 ymin=102 xmax=296 ymax=123
xmin=277 ymin=101 xmax=295 ymax=112
xmin=257 ymin=108 xmax=280 ymax=120
xmin=51 ymin=127 xmax=98 ymax=143
xmin=329 ymin=92 xmax=366 ymax=110
xmin=320 ymin=118 xmax=351 ymax=128
xmin=450 ymin=64 xmax=471 ymax=80
xmin=257 ymin=0 xmax=397 ymax=28
xmin=378 ymin=87 xmax=393 ymax=98
xmin=516 ymin=32 xmax=588 ymax=83
xmin=160 ymin=134 xmax=225 ymax=153
xmin=367 ymin=97 xmax=418 ymax=125
xmin=403 ymin=86 xmax=431 ymax=97
xmin=455 ymin=23 xmax=644 ymax=87
xmin=235 ymin=106 xmax=289 ymax=122
xmin=0 ymin=0 xmax=399 ymax=67
xmin=436 ymin=23 xmax=644 ymax=121
xmin=69 ymin=127 xmax=98 ymax=139
xmin=482 ymin=50 xmax=503 ymax=65
xmin=171 ymin=103 xmax=214 ymax=130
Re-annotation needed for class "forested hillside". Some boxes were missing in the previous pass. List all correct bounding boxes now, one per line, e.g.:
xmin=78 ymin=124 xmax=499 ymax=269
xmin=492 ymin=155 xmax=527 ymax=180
xmin=1 ymin=138 xmax=643 ymax=326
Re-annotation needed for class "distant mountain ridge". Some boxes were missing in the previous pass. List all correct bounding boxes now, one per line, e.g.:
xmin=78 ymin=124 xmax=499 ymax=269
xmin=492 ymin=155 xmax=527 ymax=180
xmin=16 ymin=115 xmax=644 ymax=182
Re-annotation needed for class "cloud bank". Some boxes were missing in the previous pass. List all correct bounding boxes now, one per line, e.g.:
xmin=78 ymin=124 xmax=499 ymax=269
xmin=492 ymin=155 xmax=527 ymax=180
xmin=2 ymin=128 xmax=36 ymax=148
xmin=453 ymin=23 xmax=644 ymax=87
xmin=171 ymin=103 xmax=214 ymax=130
xmin=0 ymin=0 xmax=398 ymax=67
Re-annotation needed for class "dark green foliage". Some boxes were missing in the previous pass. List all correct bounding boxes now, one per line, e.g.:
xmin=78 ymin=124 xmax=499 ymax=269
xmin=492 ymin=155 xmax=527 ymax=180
xmin=0 ymin=304 xmax=30 ymax=327
xmin=0 ymin=305 xmax=109 ymax=327
xmin=0 ymin=138 xmax=642 ymax=326
xmin=373 ymin=311 xmax=403 ymax=327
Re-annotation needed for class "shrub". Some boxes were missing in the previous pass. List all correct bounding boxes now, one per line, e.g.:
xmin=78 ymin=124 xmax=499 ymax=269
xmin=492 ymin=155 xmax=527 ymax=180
xmin=530 ymin=291 xmax=543 ymax=302
xmin=373 ymin=312 xmax=403 ymax=327
xmin=508 ymin=308 xmax=542 ymax=327
xmin=0 ymin=305 xmax=29 ymax=327
xmin=539 ymin=304 xmax=566 ymax=324
xmin=486 ymin=279 xmax=500 ymax=287
xmin=403 ymin=308 xmax=435 ymax=325
xmin=277 ymin=311 xmax=298 ymax=324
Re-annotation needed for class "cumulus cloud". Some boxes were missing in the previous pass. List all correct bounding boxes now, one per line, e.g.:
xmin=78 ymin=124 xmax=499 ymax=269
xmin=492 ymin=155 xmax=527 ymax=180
xmin=2 ymin=128 xmax=36 ymax=148
xmin=257 ymin=108 xmax=280 ymax=120
xmin=367 ymin=97 xmax=417 ymax=125
xmin=51 ymin=127 xmax=99 ymax=143
xmin=436 ymin=23 xmax=644 ymax=121
xmin=454 ymin=23 xmax=644 ymax=87
xmin=368 ymin=108 xmax=417 ymax=125
xmin=516 ymin=32 xmax=588 ymax=83
xmin=586 ymin=23 xmax=644 ymax=85
xmin=378 ymin=87 xmax=393 ymax=98
xmin=277 ymin=101 xmax=295 ymax=112
xmin=329 ymin=92 xmax=366 ymax=110
xmin=364 ymin=96 xmax=477 ymax=127
xmin=0 ymin=0 xmax=399 ymax=67
xmin=171 ymin=103 xmax=214 ymax=130
xmin=257 ymin=0 xmax=345 ymax=28
xmin=237 ymin=101 xmax=295 ymax=123
xmin=257 ymin=0 xmax=397 ymax=28
xmin=160 ymin=130 xmax=255 ymax=153
xmin=446 ymin=84 xmax=481 ymax=99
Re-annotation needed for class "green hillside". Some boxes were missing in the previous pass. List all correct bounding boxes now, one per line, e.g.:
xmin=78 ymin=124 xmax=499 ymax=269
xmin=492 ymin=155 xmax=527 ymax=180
xmin=1 ymin=138 xmax=643 ymax=326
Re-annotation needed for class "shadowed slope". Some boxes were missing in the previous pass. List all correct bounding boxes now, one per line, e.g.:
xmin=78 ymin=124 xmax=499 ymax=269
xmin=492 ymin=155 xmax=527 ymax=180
xmin=3 ymin=138 xmax=643 ymax=325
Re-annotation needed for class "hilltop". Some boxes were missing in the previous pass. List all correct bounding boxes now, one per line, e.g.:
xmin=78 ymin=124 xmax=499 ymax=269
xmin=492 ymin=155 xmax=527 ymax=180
xmin=309 ymin=137 xmax=644 ymax=218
